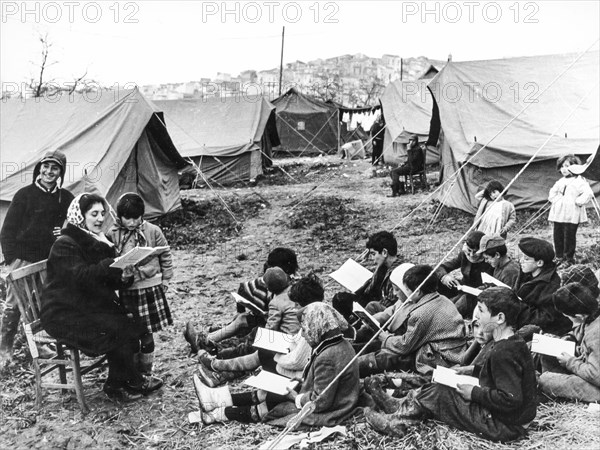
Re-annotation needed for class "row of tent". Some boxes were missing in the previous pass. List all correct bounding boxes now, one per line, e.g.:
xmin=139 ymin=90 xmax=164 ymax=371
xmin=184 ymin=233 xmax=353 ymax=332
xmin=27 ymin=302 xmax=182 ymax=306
xmin=1 ymin=51 xmax=599 ymax=236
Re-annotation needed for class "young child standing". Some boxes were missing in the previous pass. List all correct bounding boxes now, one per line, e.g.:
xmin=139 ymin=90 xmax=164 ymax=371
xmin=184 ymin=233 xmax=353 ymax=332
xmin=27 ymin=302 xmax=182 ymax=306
xmin=548 ymin=154 xmax=594 ymax=265
xmin=109 ymin=193 xmax=174 ymax=376
xmin=473 ymin=181 xmax=516 ymax=239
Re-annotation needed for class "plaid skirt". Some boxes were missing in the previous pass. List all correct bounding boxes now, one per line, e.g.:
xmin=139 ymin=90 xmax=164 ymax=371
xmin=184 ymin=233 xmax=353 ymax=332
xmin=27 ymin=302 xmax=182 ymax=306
xmin=120 ymin=285 xmax=173 ymax=333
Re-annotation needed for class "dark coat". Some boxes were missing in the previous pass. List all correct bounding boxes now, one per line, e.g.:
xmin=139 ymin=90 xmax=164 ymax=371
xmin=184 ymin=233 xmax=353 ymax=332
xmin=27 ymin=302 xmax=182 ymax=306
xmin=516 ymin=266 xmax=571 ymax=335
xmin=41 ymin=224 xmax=142 ymax=355
xmin=0 ymin=183 xmax=73 ymax=264
xmin=265 ymin=332 xmax=360 ymax=427
xmin=436 ymin=251 xmax=493 ymax=288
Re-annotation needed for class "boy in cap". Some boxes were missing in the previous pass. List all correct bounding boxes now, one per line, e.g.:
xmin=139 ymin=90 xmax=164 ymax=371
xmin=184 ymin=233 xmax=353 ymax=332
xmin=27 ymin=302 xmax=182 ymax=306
xmin=0 ymin=150 xmax=74 ymax=366
xmin=435 ymin=230 xmax=493 ymax=318
xmin=515 ymin=237 xmax=571 ymax=336
xmin=477 ymin=234 xmax=520 ymax=290
xmin=389 ymin=135 xmax=425 ymax=197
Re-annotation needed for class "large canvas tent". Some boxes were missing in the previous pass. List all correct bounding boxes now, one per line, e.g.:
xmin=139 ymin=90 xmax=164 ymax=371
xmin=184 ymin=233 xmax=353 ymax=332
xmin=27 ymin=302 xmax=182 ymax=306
xmin=380 ymin=79 xmax=438 ymax=165
xmin=428 ymin=51 xmax=600 ymax=212
xmin=272 ymin=88 xmax=339 ymax=155
xmin=155 ymin=96 xmax=279 ymax=185
xmin=0 ymin=88 xmax=186 ymax=234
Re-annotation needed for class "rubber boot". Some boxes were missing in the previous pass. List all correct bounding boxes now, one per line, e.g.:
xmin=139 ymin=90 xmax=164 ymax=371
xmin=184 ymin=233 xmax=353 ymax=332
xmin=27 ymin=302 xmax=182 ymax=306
xmin=364 ymin=375 xmax=404 ymax=414
xmin=364 ymin=407 xmax=415 ymax=437
xmin=211 ymin=351 xmax=260 ymax=373
xmin=193 ymin=374 xmax=233 ymax=412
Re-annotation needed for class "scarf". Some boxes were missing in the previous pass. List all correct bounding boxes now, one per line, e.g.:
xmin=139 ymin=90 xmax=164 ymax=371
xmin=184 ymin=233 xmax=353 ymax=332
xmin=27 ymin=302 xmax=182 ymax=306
xmin=66 ymin=193 xmax=113 ymax=247
xmin=300 ymin=303 xmax=348 ymax=348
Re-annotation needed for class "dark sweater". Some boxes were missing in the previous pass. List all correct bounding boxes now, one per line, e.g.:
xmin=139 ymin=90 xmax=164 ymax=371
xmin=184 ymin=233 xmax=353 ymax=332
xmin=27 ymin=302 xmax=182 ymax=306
xmin=435 ymin=251 xmax=493 ymax=288
xmin=516 ymin=266 xmax=571 ymax=335
xmin=471 ymin=335 xmax=537 ymax=426
xmin=0 ymin=183 xmax=73 ymax=264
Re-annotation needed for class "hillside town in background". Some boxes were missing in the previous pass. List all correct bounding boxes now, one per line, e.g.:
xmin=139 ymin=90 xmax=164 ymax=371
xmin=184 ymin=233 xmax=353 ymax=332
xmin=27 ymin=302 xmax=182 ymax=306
xmin=140 ymin=54 xmax=443 ymax=106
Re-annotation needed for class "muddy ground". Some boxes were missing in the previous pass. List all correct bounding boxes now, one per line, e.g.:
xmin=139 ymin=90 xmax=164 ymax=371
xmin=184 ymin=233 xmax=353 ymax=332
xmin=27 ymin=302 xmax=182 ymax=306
xmin=1 ymin=154 xmax=599 ymax=450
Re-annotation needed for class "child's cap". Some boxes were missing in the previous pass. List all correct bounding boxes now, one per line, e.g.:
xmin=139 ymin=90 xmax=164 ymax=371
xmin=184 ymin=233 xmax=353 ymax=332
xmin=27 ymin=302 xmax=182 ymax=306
xmin=562 ymin=265 xmax=599 ymax=296
xmin=518 ymin=237 xmax=555 ymax=263
xmin=263 ymin=267 xmax=289 ymax=294
xmin=389 ymin=263 xmax=415 ymax=295
xmin=553 ymin=282 xmax=598 ymax=317
xmin=476 ymin=234 xmax=505 ymax=254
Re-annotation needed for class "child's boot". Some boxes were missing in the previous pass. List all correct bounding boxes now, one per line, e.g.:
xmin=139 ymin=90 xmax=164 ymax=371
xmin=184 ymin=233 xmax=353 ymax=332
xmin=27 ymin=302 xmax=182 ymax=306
xmin=193 ymin=374 xmax=233 ymax=412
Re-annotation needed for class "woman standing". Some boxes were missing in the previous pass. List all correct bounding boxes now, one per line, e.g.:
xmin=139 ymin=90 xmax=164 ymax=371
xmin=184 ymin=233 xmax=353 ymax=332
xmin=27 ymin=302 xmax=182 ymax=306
xmin=548 ymin=154 xmax=594 ymax=265
xmin=41 ymin=193 xmax=163 ymax=402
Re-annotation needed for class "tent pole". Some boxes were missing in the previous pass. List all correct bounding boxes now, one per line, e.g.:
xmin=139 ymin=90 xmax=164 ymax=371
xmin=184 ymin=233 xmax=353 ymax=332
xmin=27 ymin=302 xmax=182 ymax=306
xmin=278 ymin=26 xmax=285 ymax=96
xmin=337 ymin=108 xmax=341 ymax=155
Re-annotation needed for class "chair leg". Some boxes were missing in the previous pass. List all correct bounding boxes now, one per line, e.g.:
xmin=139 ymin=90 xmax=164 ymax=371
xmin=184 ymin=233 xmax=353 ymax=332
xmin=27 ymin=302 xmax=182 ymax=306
xmin=69 ymin=349 xmax=88 ymax=414
xmin=56 ymin=344 xmax=68 ymax=394
xmin=32 ymin=358 xmax=43 ymax=410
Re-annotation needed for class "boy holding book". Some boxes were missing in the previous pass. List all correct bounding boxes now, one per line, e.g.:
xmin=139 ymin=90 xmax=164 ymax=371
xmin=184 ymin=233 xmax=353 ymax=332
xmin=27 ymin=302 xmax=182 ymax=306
xmin=364 ymin=287 xmax=537 ymax=442
xmin=476 ymin=234 xmax=520 ymax=290
xmin=357 ymin=265 xmax=466 ymax=377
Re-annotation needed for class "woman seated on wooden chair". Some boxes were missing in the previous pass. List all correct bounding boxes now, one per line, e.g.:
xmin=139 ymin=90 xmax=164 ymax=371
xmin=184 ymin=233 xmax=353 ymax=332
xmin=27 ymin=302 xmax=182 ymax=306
xmin=40 ymin=193 xmax=163 ymax=402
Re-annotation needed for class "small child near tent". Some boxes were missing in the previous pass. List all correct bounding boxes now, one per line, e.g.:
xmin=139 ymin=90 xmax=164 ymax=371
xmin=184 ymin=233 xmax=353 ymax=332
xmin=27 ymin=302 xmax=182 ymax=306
xmin=109 ymin=193 xmax=174 ymax=377
xmin=473 ymin=180 xmax=516 ymax=239
xmin=548 ymin=154 xmax=594 ymax=265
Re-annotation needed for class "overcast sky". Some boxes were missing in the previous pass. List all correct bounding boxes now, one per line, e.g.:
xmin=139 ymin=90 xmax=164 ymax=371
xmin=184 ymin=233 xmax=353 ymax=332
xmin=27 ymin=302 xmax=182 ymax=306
xmin=1 ymin=1 xmax=599 ymax=87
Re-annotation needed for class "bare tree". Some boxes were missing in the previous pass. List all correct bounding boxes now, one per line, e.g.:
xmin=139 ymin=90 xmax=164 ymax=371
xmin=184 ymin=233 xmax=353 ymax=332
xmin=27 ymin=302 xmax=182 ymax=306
xmin=28 ymin=33 xmax=57 ymax=97
xmin=311 ymin=72 xmax=342 ymax=103
xmin=356 ymin=76 xmax=386 ymax=107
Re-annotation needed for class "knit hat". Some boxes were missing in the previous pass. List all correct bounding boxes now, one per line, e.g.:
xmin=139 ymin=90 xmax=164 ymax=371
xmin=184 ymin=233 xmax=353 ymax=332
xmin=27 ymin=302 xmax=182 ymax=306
xmin=561 ymin=265 xmax=600 ymax=297
xmin=518 ymin=237 xmax=555 ymax=264
xmin=477 ymin=234 xmax=505 ymax=254
xmin=389 ymin=263 xmax=415 ymax=296
xmin=263 ymin=267 xmax=289 ymax=295
xmin=553 ymin=282 xmax=598 ymax=317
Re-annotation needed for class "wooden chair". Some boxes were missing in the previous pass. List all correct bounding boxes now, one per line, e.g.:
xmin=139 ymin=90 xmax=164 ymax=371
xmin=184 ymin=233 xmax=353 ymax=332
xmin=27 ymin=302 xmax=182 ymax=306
xmin=6 ymin=260 xmax=105 ymax=414
xmin=404 ymin=145 xmax=429 ymax=194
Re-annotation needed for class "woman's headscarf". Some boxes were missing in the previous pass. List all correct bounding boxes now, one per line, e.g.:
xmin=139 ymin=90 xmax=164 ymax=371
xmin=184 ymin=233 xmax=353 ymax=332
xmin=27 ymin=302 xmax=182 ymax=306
xmin=300 ymin=302 xmax=347 ymax=347
xmin=66 ymin=193 xmax=113 ymax=246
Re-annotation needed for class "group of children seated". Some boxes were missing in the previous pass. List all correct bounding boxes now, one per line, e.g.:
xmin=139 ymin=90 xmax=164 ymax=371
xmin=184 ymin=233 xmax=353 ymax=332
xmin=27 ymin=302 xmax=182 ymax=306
xmin=184 ymin=230 xmax=599 ymax=442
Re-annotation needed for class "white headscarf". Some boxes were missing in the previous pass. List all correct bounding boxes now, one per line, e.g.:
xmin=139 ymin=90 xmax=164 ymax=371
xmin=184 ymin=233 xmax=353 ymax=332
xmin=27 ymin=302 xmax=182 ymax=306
xmin=66 ymin=193 xmax=113 ymax=247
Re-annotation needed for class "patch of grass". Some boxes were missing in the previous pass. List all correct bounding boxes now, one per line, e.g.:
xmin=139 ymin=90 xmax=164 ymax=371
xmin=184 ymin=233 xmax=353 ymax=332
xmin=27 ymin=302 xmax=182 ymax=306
xmin=157 ymin=196 xmax=265 ymax=250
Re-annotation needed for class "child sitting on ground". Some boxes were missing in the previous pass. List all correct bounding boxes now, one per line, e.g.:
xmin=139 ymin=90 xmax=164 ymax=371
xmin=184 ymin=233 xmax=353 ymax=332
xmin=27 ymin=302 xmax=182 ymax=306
xmin=364 ymin=287 xmax=537 ymax=442
xmin=538 ymin=265 xmax=600 ymax=402
xmin=109 ymin=193 xmax=173 ymax=376
xmin=435 ymin=230 xmax=493 ymax=318
xmin=516 ymin=237 xmax=571 ymax=336
xmin=184 ymin=248 xmax=298 ymax=357
xmin=357 ymin=264 xmax=466 ymax=377
xmin=476 ymin=234 xmax=520 ymax=290
xmin=192 ymin=302 xmax=359 ymax=428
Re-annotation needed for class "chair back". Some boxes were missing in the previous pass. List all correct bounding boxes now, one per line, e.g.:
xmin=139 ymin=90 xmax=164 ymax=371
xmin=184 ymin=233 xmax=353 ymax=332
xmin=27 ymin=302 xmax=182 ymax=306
xmin=6 ymin=260 xmax=48 ymax=336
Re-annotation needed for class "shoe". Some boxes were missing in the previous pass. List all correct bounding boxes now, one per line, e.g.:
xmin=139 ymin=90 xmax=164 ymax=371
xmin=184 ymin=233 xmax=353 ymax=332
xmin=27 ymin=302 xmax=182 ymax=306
xmin=197 ymin=350 xmax=215 ymax=369
xmin=193 ymin=374 xmax=232 ymax=412
xmin=202 ymin=406 xmax=228 ymax=424
xmin=138 ymin=352 xmax=154 ymax=376
xmin=36 ymin=343 xmax=55 ymax=359
xmin=387 ymin=192 xmax=399 ymax=198
xmin=364 ymin=376 xmax=403 ymax=414
xmin=127 ymin=375 xmax=164 ymax=395
xmin=184 ymin=322 xmax=218 ymax=355
xmin=364 ymin=407 xmax=412 ymax=437
xmin=103 ymin=382 xmax=143 ymax=402
xmin=197 ymin=359 xmax=227 ymax=388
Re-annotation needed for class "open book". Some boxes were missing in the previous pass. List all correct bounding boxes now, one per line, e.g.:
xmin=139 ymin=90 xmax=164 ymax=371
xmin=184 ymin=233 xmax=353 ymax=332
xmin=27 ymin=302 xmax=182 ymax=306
xmin=253 ymin=328 xmax=294 ymax=354
xmin=329 ymin=259 xmax=373 ymax=293
xmin=352 ymin=302 xmax=381 ymax=331
xmin=231 ymin=292 xmax=267 ymax=317
xmin=244 ymin=369 xmax=299 ymax=395
xmin=432 ymin=366 xmax=480 ymax=389
xmin=110 ymin=246 xmax=170 ymax=269
xmin=457 ymin=284 xmax=482 ymax=296
xmin=481 ymin=273 xmax=510 ymax=289
xmin=531 ymin=333 xmax=576 ymax=358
